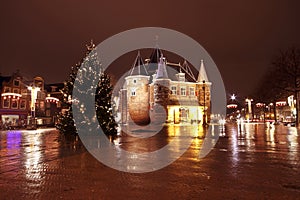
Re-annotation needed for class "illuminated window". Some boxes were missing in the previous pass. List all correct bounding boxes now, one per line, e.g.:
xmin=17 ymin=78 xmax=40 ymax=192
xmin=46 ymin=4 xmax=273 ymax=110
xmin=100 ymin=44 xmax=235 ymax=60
xmin=171 ymin=86 xmax=177 ymax=95
xmin=189 ymin=87 xmax=195 ymax=96
xmin=131 ymin=88 xmax=136 ymax=96
xmin=180 ymin=87 xmax=186 ymax=96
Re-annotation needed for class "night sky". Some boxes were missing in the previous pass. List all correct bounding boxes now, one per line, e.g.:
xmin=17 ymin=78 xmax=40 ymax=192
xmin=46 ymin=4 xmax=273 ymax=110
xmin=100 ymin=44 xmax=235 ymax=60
xmin=1 ymin=1 xmax=300 ymax=98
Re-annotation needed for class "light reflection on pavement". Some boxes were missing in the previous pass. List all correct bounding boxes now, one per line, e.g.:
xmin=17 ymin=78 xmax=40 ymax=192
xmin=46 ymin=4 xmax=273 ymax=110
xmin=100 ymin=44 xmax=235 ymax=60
xmin=0 ymin=124 xmax=299 ymax=199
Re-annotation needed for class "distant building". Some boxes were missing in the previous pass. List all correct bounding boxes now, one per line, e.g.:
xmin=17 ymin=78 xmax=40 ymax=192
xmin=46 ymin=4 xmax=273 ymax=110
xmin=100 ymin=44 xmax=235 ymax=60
xmin=44 ymin=83 xmax=64 ymax=126
xmin=0 ymin=71 xmax=29 ymax=127
xmin=118 ymin=47 xmax=212 ymax=125
xmin=0 ymin=71 xmax=63 ymax=129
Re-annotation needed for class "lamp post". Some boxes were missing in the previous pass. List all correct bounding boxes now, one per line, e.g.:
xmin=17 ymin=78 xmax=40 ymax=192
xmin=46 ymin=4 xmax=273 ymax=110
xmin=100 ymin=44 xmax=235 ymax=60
xmin=245 ymin=98 xmax=253 ymax=121
xmin=202 ymin=80 xmax=207 ymax=126
xmin=231 ymin=94 xmax=236 ymax=101
xmin=27 ymin=85 xmax=40 ymax=130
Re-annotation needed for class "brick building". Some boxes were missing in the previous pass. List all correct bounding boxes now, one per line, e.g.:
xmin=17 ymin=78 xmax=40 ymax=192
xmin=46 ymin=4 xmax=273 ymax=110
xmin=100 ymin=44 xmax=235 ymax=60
xmin=118 ymin=48 xmax=212 ymax=125
xmin=0 ymin=72 xmax=63 ymax=129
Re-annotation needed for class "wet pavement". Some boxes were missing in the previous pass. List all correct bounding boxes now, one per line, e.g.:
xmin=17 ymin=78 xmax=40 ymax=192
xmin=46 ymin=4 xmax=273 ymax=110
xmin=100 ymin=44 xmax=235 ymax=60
xmin=0 ymin=123 xmax=300 ymax=199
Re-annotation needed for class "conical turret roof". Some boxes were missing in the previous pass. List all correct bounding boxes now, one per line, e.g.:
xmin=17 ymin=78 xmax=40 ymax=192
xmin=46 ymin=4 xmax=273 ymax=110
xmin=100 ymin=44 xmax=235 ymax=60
xmin=146 ymin=46 xmax=163 ymax=75
xmin=149 ymin=45 xmax=163 ymax=64
xmin=128 ymin=51 xmax=149 ymax=76
xmin=197 ymin=60 xmax=209 ymax=82
xmin=156 ymin=55 xmax=169 ymax=79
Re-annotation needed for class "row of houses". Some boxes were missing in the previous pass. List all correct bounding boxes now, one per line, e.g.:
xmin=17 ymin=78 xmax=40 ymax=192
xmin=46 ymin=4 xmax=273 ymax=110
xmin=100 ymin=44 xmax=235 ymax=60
xmin=0 ymin=71 xmax=64 ymax=129
xmin=1 ymin=47 xmax=213 ymax=129
xmin=227 ymin=97 xmax=297 ymax=123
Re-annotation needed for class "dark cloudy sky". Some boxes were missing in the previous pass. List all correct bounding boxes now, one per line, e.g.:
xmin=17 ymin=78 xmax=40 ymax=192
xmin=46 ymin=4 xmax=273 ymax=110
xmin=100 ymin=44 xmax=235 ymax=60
xmin=0 ymin=0 xmax=299 ymax=97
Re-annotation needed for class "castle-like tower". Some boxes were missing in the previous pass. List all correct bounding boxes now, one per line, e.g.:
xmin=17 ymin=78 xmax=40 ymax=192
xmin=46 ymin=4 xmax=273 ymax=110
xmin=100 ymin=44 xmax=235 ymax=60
xmin=124 ymin=52 xmax=150 ymax=125
xmin=152 ymin=56 xmax=171 ymax=123
xmin=119 ymin=48 xmax=212 ymax=125
xmin=196 ymin=60 xmax=212 ymax=124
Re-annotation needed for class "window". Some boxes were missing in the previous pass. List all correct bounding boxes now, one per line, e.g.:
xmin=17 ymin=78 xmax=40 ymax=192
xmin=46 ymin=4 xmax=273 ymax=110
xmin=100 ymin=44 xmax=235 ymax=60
xmin=171 ymin=86 xmax=177 ymax=95
xmin=13 ymin=80 xmax=20 ymax=86
xmin=11 ymin=99 xmax=18 ymax=109
xmin=40 ymin=101 xmax=45 ymax=109
xmin=3 ymin=87 xmax=11 ymax=93
xmin=41 ymin=92 xmax=45 ymax=99
xmin=51 ymin=86 xmax=57 ymax=92
xmin=46 ymin=110 xmax=51 ymax=117
xmin=21 ymin=89 xmax=28 ymax=95
xmin=189 ymin=87 xmax=195 ymax=96
xmin=3 ymin=99 xmax=10 ymax=108
xmin=35 ymin=100 xmax=39 ymax=108
xmin=131 ymin=88 xmax=136 ymax=96
xmin=133 ymin=79 xmax=137 ymax=84
xmin=13 ymin=88 xmax=20 ymax=94
xmin=180 ymin=87 xmax=186 ymax=96
xmin=20 ymin=100 xmax=26 ymax=109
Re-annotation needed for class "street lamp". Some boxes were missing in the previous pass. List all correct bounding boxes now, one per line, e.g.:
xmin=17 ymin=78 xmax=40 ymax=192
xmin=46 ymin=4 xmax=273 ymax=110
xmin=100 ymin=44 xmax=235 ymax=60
xmin=245 ymin=98 xmax=253 ymax=121
xmin=202 ymin=80 xmax=207 ymax=126
xmin=27 ymin=85 xmax=40 ymax=129
xmin=231 ymin=94 xmax=236 ymax=101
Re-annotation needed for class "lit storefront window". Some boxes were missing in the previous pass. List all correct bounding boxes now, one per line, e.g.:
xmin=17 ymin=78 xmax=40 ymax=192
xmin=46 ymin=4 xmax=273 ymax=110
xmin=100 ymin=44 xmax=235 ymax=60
xmin=180 ymin=87 xmax=186 ymax=96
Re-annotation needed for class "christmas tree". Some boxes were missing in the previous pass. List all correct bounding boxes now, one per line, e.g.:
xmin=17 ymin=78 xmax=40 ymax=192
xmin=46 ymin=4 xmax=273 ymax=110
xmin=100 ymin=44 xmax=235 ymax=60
xmin=55 ymin=61 xmax=81 ymax=135
xmin=95 ymin=73 xmax=118 ymax=136
xmin=56 ymin=41 xmax=117 ymax=137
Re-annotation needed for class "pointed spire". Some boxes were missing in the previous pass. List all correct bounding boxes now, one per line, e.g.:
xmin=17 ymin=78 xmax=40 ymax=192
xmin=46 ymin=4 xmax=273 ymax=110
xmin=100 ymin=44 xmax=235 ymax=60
xmin=197 ymin=60 xmax=209 ymax=82
xmin=156 ymin=55 xmax=168 ymax=79
xmin=128 ymin=51 xmax=148 ymax=76
xmin=146 ymin=45 xmax=163 ymax=75
xmin=149 ymin=45 xmax=163 ymax=64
